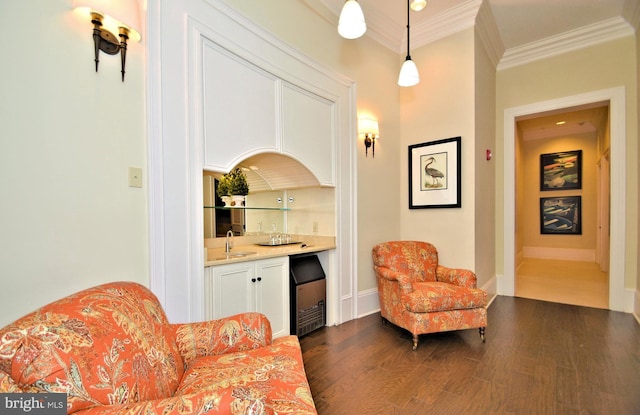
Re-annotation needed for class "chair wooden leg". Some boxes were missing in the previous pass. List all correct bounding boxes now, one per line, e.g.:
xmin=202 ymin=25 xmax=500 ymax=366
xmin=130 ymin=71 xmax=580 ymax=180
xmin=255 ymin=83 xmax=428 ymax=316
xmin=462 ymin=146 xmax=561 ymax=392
xmin=479 ymin=327 xmax=486 ymax=342
xmin=412 ymin=334 xmax=419 ymax=350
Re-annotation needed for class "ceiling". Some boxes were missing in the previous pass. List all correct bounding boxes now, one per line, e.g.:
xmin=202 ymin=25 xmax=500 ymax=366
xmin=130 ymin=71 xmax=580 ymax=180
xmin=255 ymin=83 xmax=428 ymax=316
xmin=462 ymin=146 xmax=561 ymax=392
xmin=517 ymin=103 xmax=609 ymax=141
xmin=224 ymin=1 xmax=635 ymax=187
xmin=320 ymin=0 xmax=637 ymax=67
xmin=318 ymin=0 xmax=637 ymax=138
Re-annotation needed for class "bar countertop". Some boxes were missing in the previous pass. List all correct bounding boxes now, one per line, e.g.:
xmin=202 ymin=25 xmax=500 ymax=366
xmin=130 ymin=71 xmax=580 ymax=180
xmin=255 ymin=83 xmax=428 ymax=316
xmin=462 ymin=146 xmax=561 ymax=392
xmin=204 ymin=235 xmax=335 ymax=266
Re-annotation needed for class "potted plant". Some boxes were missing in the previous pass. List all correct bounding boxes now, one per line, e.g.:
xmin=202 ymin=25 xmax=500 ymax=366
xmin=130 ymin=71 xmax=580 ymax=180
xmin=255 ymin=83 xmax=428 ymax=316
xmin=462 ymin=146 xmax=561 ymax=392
xmin=216 ymin=175 xmax=232 ymax=207
xmin=223 ymin=167 xmax=249 ymax=206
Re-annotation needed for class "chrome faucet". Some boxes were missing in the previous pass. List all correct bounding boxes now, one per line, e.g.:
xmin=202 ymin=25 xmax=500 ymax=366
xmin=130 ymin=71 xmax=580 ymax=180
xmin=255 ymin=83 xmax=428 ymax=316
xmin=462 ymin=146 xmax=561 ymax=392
xmin=225 ymin=230 xmax=234 ymax=253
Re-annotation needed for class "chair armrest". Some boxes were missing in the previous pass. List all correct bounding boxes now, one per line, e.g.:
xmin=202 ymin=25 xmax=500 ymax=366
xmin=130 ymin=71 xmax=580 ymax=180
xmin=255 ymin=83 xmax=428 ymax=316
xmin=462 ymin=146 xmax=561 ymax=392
xmin=436 ymin=265 xmax=477 ymax=288
xmin=171 ymin=312 xmax=272 ymax=366
xmin=374 ymin=266 xmax=414 ymax=293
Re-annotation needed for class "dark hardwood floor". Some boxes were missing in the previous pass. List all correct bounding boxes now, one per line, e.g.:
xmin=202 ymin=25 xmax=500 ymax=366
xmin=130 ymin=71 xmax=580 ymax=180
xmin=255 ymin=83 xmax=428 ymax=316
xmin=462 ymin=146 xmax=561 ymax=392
xmin=299 ymin=296 xmax=640 ymax=415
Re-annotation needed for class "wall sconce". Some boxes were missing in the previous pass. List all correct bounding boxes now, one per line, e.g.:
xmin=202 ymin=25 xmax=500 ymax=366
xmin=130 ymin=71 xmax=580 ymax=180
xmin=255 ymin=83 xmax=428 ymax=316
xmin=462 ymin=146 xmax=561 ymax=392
xmin=359 ymin=117 xmax=379 ymax=158
xmin=73 ymin=0 xmax=141 ymax=82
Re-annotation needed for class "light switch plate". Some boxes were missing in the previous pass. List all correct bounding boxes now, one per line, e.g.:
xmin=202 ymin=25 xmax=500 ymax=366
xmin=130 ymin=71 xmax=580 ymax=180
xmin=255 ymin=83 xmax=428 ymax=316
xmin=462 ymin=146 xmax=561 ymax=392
xmin=128 ymin=167 xmax=143 ymax=188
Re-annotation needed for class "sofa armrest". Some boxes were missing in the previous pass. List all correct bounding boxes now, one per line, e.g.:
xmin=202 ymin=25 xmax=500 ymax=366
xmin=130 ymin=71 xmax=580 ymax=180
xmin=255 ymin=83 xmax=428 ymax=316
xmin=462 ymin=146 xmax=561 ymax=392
xmin=374 ymin=266 xmax=413 ymax=293
xmin=73 ymin=390 xmax=274 ymax=415
xmin=0 ymin=371 xmax=23 ymax=393
xmin=171 ymin=312 xmax=273 ymax=366
xmin=436 ymin=265 xmax=477 ymax=288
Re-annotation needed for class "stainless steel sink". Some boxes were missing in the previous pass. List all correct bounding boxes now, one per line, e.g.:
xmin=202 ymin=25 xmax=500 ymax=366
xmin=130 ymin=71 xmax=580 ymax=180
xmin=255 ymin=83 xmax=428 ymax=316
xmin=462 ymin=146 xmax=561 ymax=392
xmin=212 ymin=251 xmax=257 ymax=261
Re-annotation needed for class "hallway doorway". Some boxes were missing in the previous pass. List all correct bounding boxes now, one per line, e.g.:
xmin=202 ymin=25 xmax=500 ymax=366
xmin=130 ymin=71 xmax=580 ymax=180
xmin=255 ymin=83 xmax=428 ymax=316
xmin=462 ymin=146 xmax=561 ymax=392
xmin=501 ymin=87 xmax=627 ymax=312
xmin=516 ymin=258 xmax=608 ymax=309
xmin=513 ymin=103 xmax=610 ymax=308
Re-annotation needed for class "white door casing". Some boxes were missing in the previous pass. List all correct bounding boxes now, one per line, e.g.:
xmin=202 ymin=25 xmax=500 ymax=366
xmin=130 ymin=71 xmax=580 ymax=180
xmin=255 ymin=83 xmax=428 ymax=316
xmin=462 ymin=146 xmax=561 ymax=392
xmin=501 ymin=86 xmax=626 ymax=312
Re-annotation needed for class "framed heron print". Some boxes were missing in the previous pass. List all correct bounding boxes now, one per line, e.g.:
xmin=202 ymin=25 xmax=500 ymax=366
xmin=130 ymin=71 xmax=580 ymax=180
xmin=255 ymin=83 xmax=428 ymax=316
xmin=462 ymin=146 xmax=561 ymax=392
xmin=408 ymin=136 xmax=461 ymax=209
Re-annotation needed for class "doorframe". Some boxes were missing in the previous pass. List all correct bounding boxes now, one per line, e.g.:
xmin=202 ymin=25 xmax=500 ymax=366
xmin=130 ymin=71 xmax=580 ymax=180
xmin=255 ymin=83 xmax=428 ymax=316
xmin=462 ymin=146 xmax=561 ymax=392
xmin=501 ymin=86 xmax=626 ymax=312
xmin=597 ymin=152 xmax=610 ymax=272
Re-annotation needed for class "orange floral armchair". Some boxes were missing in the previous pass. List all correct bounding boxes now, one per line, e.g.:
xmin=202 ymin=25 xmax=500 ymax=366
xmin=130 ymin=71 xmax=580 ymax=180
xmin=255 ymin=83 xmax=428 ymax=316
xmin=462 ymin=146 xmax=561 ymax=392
xmin=0 ymin=281 xmax=317 ymax=415
xmin=372 ymin=241 xmax=487 ymax=350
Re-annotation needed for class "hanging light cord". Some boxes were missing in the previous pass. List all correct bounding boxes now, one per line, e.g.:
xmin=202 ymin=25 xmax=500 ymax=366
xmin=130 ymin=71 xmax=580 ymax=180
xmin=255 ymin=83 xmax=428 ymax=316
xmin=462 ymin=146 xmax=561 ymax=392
xmin=405 ymin=0 xmax=411 ymax=60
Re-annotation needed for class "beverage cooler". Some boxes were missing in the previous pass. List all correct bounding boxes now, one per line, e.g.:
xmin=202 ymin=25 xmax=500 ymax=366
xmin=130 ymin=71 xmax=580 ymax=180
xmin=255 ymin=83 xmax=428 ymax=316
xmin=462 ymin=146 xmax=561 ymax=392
xmin=289 ymin=254 xmax=326 ymax=336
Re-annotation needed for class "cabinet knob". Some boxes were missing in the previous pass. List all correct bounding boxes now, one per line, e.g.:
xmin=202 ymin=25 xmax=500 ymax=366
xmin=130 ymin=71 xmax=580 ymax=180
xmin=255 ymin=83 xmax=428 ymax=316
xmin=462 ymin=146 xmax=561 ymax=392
xmin=257 ymin=277 xmax=262 ymax=282
xmin=251 ymin=278 xmax=256 ymax=283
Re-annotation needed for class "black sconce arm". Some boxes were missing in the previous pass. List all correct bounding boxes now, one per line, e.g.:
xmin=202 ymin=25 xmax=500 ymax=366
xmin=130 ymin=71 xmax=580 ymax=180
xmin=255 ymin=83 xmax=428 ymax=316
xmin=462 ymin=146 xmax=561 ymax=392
xmin=89 ymin=12 xmax=130 ymax=82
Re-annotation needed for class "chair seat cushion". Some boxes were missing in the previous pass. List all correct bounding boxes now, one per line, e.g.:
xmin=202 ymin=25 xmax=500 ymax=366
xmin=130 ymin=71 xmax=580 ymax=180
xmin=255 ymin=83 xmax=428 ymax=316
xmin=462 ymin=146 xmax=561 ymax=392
xmin=403 ymin=282 xmax=487 ymax=313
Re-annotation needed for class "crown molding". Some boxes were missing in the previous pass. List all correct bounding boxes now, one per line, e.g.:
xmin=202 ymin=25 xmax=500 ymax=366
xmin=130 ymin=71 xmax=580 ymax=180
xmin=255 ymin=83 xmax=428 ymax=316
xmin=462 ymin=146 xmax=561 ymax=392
xmin=358 ymin=3 xmax=405 ymax=53
xmin=318 ymin=0 xmax=483 ymax=55
xmin=475 ymin=0 xmax=504 ymax=68
xmin=497 ymin=17 xmax=634 ymax=71
xmin=318 ymin=0 xmax=635 ymax=70
xmin=409 ymin=0 xmax=480 ymax=53
xmin=622 ymin=0 xmax=640 ymax=30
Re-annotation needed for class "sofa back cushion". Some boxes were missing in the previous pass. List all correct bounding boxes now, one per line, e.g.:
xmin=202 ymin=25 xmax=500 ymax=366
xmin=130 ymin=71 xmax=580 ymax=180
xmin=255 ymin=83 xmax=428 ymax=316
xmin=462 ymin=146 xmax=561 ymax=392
xmin=372 ymin=241 xmax=439 ymax=282
xmin=0 ymin=282 xmax=184 ymax=413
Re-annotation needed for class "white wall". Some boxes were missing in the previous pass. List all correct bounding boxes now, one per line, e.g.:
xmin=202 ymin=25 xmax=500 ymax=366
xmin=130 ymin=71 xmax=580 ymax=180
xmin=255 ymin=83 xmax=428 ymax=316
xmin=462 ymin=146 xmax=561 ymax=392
xmin=636 ymin=13 xmax=640 ymax=319
xmin=0 ymin=1 xmax=148 ymax=326
xmin=474 ymin=30 xmax=497 ymax=291
xmin=400 ymin=29 xmax=477 ymax=270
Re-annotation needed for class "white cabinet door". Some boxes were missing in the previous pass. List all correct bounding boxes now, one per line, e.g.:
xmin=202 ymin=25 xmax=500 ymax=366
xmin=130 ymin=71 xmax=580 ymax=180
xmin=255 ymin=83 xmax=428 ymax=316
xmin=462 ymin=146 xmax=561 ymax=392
xmin=202 ymin=41 xmax=279 ymax=171
xmin=281 ymin=83 xmax=335 ymax=186
xmin=205 ymin=257 xmax=290 ymax=338
xmin=254 ymin=257 xmax=289 ymax=338
xmin=205 ymin=262 xmax=253 ymax=320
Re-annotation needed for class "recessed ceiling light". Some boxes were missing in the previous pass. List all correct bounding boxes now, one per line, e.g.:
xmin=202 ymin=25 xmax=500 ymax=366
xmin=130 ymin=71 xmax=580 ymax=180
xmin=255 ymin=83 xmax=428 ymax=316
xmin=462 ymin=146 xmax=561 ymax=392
xmin=556 ymin=121 xmax=566 ymax=125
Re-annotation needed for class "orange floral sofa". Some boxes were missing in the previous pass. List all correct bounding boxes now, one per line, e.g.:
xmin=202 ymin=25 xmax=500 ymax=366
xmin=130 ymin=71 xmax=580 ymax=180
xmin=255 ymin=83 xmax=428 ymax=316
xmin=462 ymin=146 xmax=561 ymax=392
xmin=372 ymin=241 xmax=488 ymax=350
xmin=0 ymin=281 xmax=317 ymax=415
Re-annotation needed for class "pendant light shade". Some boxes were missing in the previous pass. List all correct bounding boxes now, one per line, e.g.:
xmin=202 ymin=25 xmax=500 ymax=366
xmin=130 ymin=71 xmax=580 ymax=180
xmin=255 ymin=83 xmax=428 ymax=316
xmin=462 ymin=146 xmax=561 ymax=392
xmin=338 ymin=0 xmax=366 ymax=39
xmin=398 ymin=0 xmax=420 ymax=87
xmin=410 ymin=0 xmax=427 ymax=12
xmin=398 ymin=58 xmax=420 ymax=87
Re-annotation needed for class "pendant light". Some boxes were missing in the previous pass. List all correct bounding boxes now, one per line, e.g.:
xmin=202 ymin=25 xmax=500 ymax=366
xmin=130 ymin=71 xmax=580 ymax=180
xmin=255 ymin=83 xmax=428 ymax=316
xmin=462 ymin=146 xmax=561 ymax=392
xmin=398 ymin=0 xmax=420 ymax=87
xmin=338 ymin=0 xmax=366 ymax=39
xmin=410 ymin=0 xmax=427 ymax=12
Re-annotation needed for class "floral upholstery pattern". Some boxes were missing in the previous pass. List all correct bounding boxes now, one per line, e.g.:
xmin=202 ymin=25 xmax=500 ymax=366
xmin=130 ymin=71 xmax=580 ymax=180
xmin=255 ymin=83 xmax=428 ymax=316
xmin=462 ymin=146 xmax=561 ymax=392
xmin=403 ymin=281 xmax=487 ymax=313
xmin=372 ymin=241 xmax=488 ymax=349
xmin=0 ymin=281 xmax=317 ymax=415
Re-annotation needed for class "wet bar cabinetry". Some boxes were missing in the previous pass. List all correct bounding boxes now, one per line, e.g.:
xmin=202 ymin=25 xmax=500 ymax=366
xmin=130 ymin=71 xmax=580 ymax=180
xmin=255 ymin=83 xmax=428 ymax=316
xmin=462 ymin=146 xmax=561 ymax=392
xmin=204 ymin=257 xmax=289 ymax=338
xmin=155 ymin=1 xmax=356 ymax=325
xmin=201 ymin=36 xmax=335 ymax=186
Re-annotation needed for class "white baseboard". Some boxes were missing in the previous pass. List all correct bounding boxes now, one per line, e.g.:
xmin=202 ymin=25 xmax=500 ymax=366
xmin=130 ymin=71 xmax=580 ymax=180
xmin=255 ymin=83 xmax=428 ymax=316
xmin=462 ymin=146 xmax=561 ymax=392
xmin=481 ymin=276 xmax=498 ymax=307
xmin=523 ymin=247 xmax=595 ymax=261
xmin=623 ymin=288 xmax=634 ymax=313
xmin=632 ymin=289 xmax=640 ymax=324
xmin=357 ymin=288 xmax=380 ymax=318
xmin=496 ymin=273 xmax=514 ymax=296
